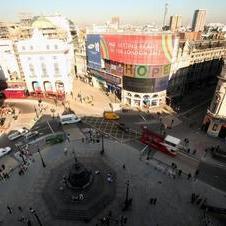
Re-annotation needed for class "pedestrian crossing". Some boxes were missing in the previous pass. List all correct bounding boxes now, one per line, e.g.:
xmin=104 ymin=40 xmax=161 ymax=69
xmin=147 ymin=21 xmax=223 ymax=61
xmin=81 ymin=116 xmax=141 ymax=143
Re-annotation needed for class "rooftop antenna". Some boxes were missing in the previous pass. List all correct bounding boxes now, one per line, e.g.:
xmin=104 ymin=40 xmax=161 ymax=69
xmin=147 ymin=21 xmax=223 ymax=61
xmin=163 ymin=1 xmax=169 ymax=29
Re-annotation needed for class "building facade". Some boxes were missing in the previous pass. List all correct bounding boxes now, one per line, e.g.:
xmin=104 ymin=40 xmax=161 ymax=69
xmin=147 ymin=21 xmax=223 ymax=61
xmin=192 ymin=9 xmax=207 ymax=32
xmin=167 ymin=39 xmax=225 ymax=100
xmin=86 ymin=33 xmax=179 ymax=109
xmin=0 ymin=40 xmax=24 ymax=90
xmin=203 ymin=60 xmax=226 ymax=139
xmin=17 ymin=29 xmax=74 ymax=98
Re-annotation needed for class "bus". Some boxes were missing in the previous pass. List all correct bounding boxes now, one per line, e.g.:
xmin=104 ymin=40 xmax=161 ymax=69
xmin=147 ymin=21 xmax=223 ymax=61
xmin=140 ymin=127 xmax=181 ymax=157
xmin=1 ymin=88 xmax=27 ymax=99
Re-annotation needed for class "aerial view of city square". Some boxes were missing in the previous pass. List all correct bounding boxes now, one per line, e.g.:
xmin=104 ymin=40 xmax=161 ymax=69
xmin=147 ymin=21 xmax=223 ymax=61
xmin=0 ymin=0 xmax=226 ymax=225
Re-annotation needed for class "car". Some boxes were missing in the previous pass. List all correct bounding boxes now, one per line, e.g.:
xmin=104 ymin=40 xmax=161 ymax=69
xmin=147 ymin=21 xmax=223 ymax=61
xmin=24 ymin=131 xmax=39 ymax=140
xmin=8 ymin=128 xmax=29 ymax=141
xmin=103 ymin=111 xmax=120 ymax=120
xmin=0 ymin=146 xmax=11 ymax=158
xmin=59 ymin=114 xmax=81 ymax=125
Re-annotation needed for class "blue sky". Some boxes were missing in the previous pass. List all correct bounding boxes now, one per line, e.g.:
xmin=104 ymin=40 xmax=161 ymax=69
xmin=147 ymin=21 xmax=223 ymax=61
xmin=1 ymin=0 xmax=226 ymax=25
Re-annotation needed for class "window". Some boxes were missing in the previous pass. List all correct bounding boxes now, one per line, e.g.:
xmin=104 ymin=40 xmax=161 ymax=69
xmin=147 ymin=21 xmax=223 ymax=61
xmin=54 ymin=44 xmax=58 ymax=50
xmin=41 ymin=63 xmax=48 ymax=77
xmin=30 ymin=46 xmax=33 ymax=50
xmin=53 ymin=56 xmax=57 ymax=60
xmin=29 ymin=64 xmax=36 ymax=77
xmin=54 ymin=63 xmax=60 ymax=76
xmin=27 ymin=57 xmax=31 ymax=61
xmin=46 ymin=45 xmax=50 ymax=50
xmin=22 ymin=46 xmax=25 ymax=50
xmin=134 ymin=94 xmax=141 ymax=98
xmin=40 ymin=56 xmax=44 ymax=60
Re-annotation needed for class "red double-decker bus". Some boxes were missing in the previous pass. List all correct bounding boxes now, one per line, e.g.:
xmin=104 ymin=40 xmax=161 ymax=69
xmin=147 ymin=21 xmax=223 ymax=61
xmin=140 ymin=127 xmax=180 ymax=157
xmin=1 ymin=88 xmax=27 ymax=99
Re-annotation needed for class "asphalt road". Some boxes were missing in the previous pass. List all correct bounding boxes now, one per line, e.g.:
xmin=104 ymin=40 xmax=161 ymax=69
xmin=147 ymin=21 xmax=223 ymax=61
xmin=0 ymin=118 xmax=63 ymax=159
xmin=6 ymin=101 xmax=35 ymax=114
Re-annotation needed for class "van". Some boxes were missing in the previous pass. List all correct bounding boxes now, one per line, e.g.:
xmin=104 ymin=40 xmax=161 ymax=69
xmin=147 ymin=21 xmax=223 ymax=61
xmin=60 ymin=114 xmax=81 ymax=125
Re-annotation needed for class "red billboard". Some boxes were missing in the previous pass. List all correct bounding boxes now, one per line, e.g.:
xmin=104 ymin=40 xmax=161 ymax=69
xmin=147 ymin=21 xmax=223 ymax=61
xmin=100 ymin=34 xmax=175 ymax=65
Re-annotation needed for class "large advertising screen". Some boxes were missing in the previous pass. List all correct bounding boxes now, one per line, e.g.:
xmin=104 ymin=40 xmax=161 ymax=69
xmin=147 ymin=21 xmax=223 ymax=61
xmin=123 ymin=76 xmax=155 ymax=93
xmin=86 ymin=35 xmax=101 ymax=69
xmin=154 ymin=76 xmax=169 ymax=92
xmin=100 ymin=34 xmax=175 ymax=65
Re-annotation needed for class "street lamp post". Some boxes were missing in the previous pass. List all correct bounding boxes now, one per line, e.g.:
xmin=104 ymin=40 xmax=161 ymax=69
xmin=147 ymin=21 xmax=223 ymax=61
xmin=122 ymin=180 xmax=132 ymax=211
xmin=37 ymin=148 xmax=46 ymax=168
xmin=100 ymin=134 xmax=104 ymax=155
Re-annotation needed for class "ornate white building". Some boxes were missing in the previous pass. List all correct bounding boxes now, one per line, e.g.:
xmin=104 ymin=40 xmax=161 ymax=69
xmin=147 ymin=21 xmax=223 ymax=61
xmin=203 ymin=59 xmax=226 ymax=138
xmin=17 ymin=29 xmax=74 ymax=96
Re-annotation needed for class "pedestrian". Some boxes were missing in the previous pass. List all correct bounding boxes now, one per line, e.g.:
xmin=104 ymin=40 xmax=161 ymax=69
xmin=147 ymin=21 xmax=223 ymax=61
xmin=18 ymin=206 xmax=23 ymax=212
xmin=123 ymin=216 xmax=128 ymax=224
xmin=192 ymin=149 xmax=197 ymax=155
xmin=196 ymin=198 xmax=202 ymax=205
xmin=7 ymin=205 xmax=12 ymax=214
xmin=187 ymin=173 xmax=192 ymax=180
xmin=122 ymin=164 xmax=126 ymax=169
xmin=178 ymin=169 xmax=182 ymax=176
xmin=64 ymin=147 xmax=68 ymax=156
xmin=153 ymin=198 xmax=157 ymax=205
xmin=171 ymin=119 xmax=174 ymax=127
xmin=187 ymin=148 xmax=190 ymax=154
xmin=195 ymin=169 xmax=199 ymax=177
xmin=149 ymin=198 xmax=153 ymax=204
xmin=18 ymin=216 xmax=25 ymax=223
xmin=27 ymin=219 xmax=32 ymax=226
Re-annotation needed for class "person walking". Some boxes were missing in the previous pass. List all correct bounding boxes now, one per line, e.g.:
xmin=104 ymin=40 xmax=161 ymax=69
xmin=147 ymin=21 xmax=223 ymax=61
xmin=27 ymin=219 xmax=32 ymax=226
xmin=153 ymin=198 xmax=157 ymax=205
xmin=122 ymin=164 xmax=126 ymax=169
xmin=7 ymin=205 xmax=13 ymax=214
xmin=187 ymin=173 xmax=192 ymax=180
xmin=178 ymin=169 xmax=182 ymax=176
xmin=195 ymin=169 xmax=199 ymax=177
xmin=149 ymin=198 xmax=153 ymax=204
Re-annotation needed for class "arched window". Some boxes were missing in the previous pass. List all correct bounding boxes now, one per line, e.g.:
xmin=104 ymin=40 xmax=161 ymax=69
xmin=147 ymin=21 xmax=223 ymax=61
xmin=134 ymin=94 xmax=141 ymax=98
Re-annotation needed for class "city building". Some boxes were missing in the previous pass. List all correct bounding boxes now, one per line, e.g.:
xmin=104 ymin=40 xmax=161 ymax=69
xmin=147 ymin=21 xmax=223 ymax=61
xmin=74 ymin=28 xmax=87 ymax=79
xmin=86 ymin=32 xmax=179 ymax=109
xmin=16 ymin=29 xmax=74 ymax=99
xmin=0 ymin=40 xmax=23 ymax=90
xmin=203 ymin=60 xmax=226 ymax=139
xmin=111 ymin=16 xmax=120 ymax=30
xmin=167 ymin=39 xmax=225 ymax=100
xmin=192 ymin=9 xmax=207 ymax=32
xmin=169 ymin=15 xmax=182 ymax=32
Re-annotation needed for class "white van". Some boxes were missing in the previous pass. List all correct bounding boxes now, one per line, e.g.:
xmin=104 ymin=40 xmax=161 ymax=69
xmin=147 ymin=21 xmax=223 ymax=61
xmin=60 ymin=114 xmax=81 ymax=125
xmin=164 ymin=135 xmax=182 ymax=152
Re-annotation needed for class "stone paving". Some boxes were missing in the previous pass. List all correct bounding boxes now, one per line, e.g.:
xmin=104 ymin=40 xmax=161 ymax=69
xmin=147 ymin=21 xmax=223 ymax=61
xmin=0 ymin=133 xmax=225 ymax=226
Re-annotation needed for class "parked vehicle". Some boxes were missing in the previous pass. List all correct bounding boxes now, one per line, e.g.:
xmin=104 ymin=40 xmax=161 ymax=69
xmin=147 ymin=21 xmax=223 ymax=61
xmin=60 ymin=114 xmax=81 ymax=125
xmin=103 ymin=111 xmax=120 ymax=120
xmin=0 ymin=146 xmax=11 ymax=158
xmin=24 ymin=131 xmax=39 ymax=140
xmin=8 ymin=128 xmax=29 ymax=141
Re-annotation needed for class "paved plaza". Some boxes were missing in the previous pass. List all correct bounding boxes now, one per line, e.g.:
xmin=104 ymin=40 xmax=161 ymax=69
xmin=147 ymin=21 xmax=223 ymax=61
xmin=0 ymin=127 xmax=225 ymax=225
